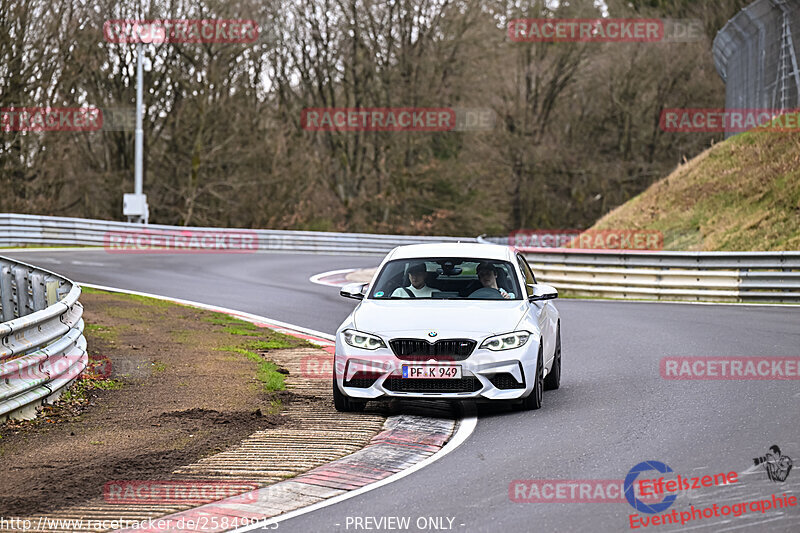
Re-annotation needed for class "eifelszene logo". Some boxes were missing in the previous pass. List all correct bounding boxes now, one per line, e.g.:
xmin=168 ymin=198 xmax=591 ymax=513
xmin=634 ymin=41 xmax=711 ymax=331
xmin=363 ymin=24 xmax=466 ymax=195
xmin=624 ymin=461 xmax=677 ymax=514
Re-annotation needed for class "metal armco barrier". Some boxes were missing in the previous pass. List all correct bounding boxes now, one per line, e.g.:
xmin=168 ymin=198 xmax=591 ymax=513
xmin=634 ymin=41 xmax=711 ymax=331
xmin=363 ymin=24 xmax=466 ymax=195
xmin=3 ymin=215 xmax=798 ymax=303
xmin=0 ymin=213 xmax=471 ymax=253
xmin=0 ymin=256 xmax=87 ymax=421
xmin=523 ymin=249 xmax=800 ymax=303
xmin=479 ymin=236 xmax=800 ymax=303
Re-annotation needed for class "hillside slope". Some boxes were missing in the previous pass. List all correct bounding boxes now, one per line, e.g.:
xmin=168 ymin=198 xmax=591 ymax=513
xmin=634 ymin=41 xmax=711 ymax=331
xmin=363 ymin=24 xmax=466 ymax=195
xmin=592 ymin=130 xmax=800 ymax=251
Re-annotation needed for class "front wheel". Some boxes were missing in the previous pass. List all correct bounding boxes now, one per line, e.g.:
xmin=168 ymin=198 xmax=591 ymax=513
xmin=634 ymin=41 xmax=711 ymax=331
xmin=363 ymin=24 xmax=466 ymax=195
xmin=517 ymin=344 xmax=544 ymax=411
xmin=333 ymin=376 xmax=366 ymax=412
xmin=544 ymin=322 xmax=561 ymax=391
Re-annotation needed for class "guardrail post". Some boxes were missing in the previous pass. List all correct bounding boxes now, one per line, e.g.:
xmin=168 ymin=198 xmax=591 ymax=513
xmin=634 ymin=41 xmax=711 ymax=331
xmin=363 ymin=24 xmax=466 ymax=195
xmin=45 ymin=277 xmax=60 ymax=306
xmin=0 ymin=262 xmax=14 ymax=322
xmin=31 ymin=273 xmax=47 ymax=312
xmin=14 ymin=265 xmax=33 ymax=317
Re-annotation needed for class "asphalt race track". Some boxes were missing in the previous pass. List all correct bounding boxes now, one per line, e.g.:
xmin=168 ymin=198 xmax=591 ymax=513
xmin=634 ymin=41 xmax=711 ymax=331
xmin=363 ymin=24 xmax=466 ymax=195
xmin=5 ymin=250 xmax=800 ymax=533
xmin=7 ymin=250 xmax=366 ymax=333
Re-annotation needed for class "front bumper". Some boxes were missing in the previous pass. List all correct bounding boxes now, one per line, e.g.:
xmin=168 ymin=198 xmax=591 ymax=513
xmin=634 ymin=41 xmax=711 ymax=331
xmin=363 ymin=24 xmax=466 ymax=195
xmin=334 ymin=337 xmax=540 ymax=400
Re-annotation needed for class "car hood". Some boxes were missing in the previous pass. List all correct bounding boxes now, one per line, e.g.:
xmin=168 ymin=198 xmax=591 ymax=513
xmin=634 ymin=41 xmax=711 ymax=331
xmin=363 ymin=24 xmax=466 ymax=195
xmin=353 ymin=299 xmax=528 ymax=336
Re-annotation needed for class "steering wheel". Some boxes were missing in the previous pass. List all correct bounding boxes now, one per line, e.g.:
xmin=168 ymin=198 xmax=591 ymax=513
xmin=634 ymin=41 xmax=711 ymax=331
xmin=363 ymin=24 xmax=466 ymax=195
xmin=468 ymin=287 xmax=505 ymax=299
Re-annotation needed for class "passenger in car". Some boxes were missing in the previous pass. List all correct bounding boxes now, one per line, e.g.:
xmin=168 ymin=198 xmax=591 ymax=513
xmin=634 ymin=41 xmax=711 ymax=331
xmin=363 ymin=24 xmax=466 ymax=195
xmin=475 ymin=261 xmax=515 ymax=299
xmin=391 ymin=262 xmax=440 ymax=298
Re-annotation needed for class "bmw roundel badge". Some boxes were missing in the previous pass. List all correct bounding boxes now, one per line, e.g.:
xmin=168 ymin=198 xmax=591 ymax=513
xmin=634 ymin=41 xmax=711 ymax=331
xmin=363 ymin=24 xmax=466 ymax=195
xmin=428 ymin=331 xmax=438 ymax=338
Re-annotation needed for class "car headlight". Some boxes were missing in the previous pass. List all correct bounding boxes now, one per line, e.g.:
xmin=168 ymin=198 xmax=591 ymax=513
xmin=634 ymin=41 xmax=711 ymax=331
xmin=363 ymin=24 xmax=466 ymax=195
xmin=480 ymin=331 xmax=531 ymax=351
xmin=342 ymin=329 xmax=386 ymax=350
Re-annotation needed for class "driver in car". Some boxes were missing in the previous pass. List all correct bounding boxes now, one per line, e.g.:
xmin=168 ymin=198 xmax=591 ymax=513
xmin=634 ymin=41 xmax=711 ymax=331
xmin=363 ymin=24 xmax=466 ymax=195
xmin=391 ymin=262 xmax=440 ymax=298
xmin=475 ymin=261 xmax=515 ymax=299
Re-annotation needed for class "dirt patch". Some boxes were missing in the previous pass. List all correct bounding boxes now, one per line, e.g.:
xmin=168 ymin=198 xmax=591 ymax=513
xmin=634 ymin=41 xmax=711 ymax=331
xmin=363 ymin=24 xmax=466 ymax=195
xmin=0 ymin=290 xmax=309 ymax=516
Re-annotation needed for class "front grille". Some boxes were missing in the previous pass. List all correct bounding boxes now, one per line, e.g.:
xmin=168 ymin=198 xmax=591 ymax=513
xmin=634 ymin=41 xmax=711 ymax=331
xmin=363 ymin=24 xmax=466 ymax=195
xmin=344 ymin=371 xmax=381 ymax=388
xmin=389 ymin=338 xmax=476 ymax=361
xmin=488 ymin=373 xmax=525 ymax=389
xmin=383 ymin=376 xmax=482 ymax=393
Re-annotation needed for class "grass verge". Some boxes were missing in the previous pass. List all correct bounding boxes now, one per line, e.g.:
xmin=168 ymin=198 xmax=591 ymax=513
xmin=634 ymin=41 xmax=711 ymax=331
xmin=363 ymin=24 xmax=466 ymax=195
xmin=591 ymin=128 xmax=800 ymax=251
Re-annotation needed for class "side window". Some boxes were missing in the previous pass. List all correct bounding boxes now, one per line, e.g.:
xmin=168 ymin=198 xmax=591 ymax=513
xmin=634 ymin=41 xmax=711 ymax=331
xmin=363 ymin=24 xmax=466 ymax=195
xmin=521 ymin=256 xmax=537 ymax=284
xmin=517 ymin=254 xmax=536 ymax=297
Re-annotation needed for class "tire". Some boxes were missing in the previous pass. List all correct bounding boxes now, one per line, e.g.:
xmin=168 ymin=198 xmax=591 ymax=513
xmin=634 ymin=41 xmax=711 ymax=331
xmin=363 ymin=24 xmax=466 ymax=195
xmin=543 ymin=323 xmax=561 ymax=391
xmin=333 ymin=376 xmax=366 ymax=412
xmin=517 ymin=344 xmax=544 ymax=411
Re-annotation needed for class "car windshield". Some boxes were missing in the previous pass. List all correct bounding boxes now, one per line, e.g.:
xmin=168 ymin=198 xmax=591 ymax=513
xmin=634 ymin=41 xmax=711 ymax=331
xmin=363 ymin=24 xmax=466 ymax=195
xmin=369 ymin=257 xmax=521 ymax=300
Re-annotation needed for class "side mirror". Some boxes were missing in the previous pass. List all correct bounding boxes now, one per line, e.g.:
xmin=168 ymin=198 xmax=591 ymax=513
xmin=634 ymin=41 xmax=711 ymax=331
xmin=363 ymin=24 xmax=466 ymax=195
xmin=527 ymin=283 xmax=558 ymax=302
xmin=340 ymin=282 xmax=368 ymax=300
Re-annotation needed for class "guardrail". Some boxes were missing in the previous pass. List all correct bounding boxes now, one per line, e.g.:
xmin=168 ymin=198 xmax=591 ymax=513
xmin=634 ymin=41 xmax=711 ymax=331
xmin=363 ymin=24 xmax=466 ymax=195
xmin=0 ymin=213 xmax=472 ymax=254
xmin=0 ymin=256 xmax=87 ymax=421
xmin=3 ymin=215 xmax=798 ymax=304
xmin=480 ymin=236 xmax=800 ymax=303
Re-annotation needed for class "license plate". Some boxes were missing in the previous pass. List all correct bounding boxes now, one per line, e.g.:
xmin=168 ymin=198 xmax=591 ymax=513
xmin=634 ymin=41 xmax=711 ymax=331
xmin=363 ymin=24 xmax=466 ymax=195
xmin=402 ymin=365 xmax=462 ymax=379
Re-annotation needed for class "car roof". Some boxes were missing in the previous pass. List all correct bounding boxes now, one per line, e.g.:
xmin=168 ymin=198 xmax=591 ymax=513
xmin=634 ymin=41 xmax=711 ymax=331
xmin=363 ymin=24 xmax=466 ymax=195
xmin=386 ymin=242 xmax=516 ymax=262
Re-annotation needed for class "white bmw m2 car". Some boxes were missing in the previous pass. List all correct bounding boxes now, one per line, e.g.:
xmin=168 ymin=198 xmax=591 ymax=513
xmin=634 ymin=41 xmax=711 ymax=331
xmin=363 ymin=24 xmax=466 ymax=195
xmin=333 ymin=243 xmax=561 ymax=412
